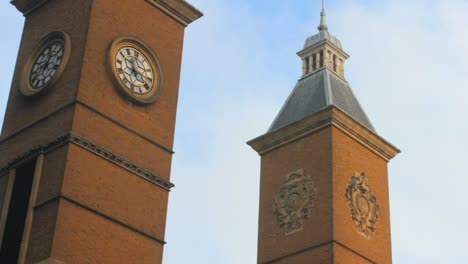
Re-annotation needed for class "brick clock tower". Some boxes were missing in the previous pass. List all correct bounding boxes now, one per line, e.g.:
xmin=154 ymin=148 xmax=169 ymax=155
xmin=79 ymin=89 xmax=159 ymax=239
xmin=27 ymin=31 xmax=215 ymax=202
xmin=0 ymin=0 xmax=201 ymax=263
xmin=249 ymin=5 xmax=400 ymax=264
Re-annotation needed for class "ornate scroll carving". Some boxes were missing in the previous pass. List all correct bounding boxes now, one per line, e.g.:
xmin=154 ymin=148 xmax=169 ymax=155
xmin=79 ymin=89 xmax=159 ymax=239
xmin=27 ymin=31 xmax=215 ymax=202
xmin=273 ymin=169 xmax=317 ymax=235
xmin=345 ymin=172 xmax=380 ymax=238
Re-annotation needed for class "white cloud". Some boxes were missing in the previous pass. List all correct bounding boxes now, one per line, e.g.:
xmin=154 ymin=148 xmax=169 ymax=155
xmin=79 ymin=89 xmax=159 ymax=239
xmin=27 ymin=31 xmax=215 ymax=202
xmin=1 ymin=0 xmax=467 ymax=263
xmin=168 ymin=0 xmax=468 ymax=263
xmin=165 ymin=1 xmax=291 ymax=263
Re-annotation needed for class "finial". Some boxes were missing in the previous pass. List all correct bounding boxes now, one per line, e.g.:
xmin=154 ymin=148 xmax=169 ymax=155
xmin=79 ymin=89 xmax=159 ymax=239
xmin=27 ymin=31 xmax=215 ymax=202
xmin=318 ymin=0 xmax=328 ymax=31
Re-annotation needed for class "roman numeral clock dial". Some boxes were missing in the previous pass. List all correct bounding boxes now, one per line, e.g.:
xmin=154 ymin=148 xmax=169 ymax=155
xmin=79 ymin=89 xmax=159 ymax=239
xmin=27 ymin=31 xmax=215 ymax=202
xmin=109 ymin=36 xmax=162 ymax=104
xmin=30 ymin=42 xmax=64 ymax=89
xmin=115 ymin=47 xmax=154 ymax=94
xmin=20 ymin=32 xmax=71 ymax=96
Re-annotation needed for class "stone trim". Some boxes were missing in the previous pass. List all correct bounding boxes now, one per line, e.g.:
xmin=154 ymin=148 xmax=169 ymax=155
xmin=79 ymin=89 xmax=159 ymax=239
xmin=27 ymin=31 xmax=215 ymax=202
xmin=297 ymin=41 xmax=349 ymax=79
xmin=262 ymin=239 xmax=376 ymax=264
xmin=0 ymin=100 xmax=175 ymax=155
xmin=0 ymin=170 xmax=15 ymax=250
xmin=12 ymin=0 xmax=203 ymax=24
xmin=0 ymin=101 xmax=74 ymax=145
xmin=331 ymin=108 xmax=399 ymax=161
xmin=0 ymin=133 xmax=174 ymax=191
xmin=75 ymin=100 xmax=174 ymax=154
xmin=145 ymin=0 xmax=203 ymax=26
xmin=69 ymin=133 xmax=174 ymax=190
xmin=11 ymin=0 xmax=49 ymax=15
xmin=0 ymin=135 xmax=70 ymax=174
xmin=18 ymin=154 xmax=44 ymax=264
xmin=34 ymin=195 xmax=167 ymax=245
xmin=36 ymin=258 xmax=66 ymax=264
xmin=248 ymin=106 xmax=400 ymax=162
xmin=297 ymin=40 xmax=349 ymax=61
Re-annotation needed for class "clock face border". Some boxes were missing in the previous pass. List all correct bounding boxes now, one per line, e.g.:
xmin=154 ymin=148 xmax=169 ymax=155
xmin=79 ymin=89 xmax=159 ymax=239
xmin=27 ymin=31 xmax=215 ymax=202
xmin=20 ymin=31 xmax=71 ymax=97
xmin=108 ymin=35 xmax=163 ymax=105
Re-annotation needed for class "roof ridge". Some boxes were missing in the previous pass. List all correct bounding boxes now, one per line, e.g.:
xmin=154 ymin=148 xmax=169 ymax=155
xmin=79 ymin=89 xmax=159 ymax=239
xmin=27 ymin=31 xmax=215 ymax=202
xmin=323 ymin=68 xmax=333 ymax=106
xmin=267 ymin=79 xmax=302 ymax=132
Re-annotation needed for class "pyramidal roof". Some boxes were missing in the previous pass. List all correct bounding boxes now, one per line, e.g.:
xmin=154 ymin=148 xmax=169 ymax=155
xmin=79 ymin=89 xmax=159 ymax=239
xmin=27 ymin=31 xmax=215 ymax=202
xmin=268 ymin=69 xmax=375 ymax=132
xmin=268 ymin=3 xmax=375 ymax=133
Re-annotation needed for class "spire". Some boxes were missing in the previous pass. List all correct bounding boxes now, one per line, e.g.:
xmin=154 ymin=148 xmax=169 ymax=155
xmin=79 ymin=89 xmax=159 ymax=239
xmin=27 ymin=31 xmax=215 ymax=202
xmin=318 ymin=0 xmax=328 ymax=31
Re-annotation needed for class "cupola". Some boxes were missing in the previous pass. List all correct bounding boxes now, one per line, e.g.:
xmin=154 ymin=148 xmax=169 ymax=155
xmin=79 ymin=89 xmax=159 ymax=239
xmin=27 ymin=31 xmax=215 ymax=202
xmin=267 ymin=1 xmax=375 ymax=133
xmin=298 ymin=2 xmax=349 ymax=79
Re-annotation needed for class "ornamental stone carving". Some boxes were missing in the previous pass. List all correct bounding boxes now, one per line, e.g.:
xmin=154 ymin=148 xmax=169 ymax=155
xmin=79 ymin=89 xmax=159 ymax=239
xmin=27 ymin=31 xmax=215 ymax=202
xmin=273 ymin=169 xmax=317 ymax=235
xmin=345 ymin=172 xmax=380 ymax=238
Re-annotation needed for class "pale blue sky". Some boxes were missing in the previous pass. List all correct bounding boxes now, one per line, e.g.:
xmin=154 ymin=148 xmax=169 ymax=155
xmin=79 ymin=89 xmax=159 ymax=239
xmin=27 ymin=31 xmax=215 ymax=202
xmin=1 ymin=0 xmax=467 ymax=263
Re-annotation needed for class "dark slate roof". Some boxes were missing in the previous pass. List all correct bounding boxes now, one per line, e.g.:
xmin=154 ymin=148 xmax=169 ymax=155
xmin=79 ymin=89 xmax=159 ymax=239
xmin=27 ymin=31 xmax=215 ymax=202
xmin=268 ymin=69 xmax=375 ymax=133
xmin=304 ymin=30 xmax=342 ymax=50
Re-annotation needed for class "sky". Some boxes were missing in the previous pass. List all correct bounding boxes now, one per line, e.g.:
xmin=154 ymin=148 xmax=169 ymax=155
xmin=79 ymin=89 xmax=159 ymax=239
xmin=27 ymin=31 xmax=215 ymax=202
xmin=1 ymin=0 xmax=467 ymax=263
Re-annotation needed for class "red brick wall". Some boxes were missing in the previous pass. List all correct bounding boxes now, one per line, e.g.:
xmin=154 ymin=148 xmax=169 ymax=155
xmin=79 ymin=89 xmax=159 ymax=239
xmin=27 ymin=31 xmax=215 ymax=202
xmin=0 ymin=0 xmax=187 ymax=262
xmin=258 ymin=127 xmax=333 ymax=263
xmin=1 ymin=0 xmax=92 ymax=139
xmin=76 ymin=0 xmax=185 ymax=150
xmin=257 ymin=124 xmax=392 ymax=263
xmin=332 ymin=126 xmax=392 ymax=264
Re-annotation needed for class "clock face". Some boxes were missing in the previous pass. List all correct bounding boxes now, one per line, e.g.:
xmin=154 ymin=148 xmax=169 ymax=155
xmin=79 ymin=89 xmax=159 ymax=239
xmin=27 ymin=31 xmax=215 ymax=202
xmin=115 ymin=46 xmax=154 ymax=94
xmin=30 ymin=42 xmax=64 ymax=89
xmin=109 ymin=36 xmax=162 ymax=104
xmin=20 ymin=31 xmax=71 ymax=97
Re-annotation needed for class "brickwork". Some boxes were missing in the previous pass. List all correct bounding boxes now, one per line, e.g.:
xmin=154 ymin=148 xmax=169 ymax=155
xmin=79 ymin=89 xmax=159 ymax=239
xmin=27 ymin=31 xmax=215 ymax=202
xmin=25 ymin=199 xmax=58 ymax=263
xmin=62 ymin=144 xmax=169 ymax=240
xmin=332 ymin=127 xmax=392 ymax=263
xmin=52 ymin=200 xmax=163 ymax=264
xmin=0 ymin=0 xmax=91 ymax=140
xmin=76 ymin=0 xmax=186 ymax=151
xmin=0 ymin=0 xmax=201 ymax=263
xmin=72 ymin=104 xmax=174 ymax=180
xmin=0 ymin=105 xmax=75 ymax=169
xmin=273 ymin=243 xmax=334 ymax=264
xmin=250 ymin=107 xmax=398 ymax=264
xmin=333 ymin=243 xmax=372 ymax=264
xmin=34 ymin=146 xmax=68 ymax=207
xmin=258 ymin=127 xmax=333 ymax=263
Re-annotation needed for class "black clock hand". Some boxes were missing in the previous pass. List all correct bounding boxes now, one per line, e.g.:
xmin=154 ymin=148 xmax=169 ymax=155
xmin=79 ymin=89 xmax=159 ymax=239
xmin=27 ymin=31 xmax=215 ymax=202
xmin=132 ymin=58 xmax=146 ymax=83
xmin=131 ymin=58 xmax=142 ymax=75
xmin=37 ymin=55 xmax=49 ymax=69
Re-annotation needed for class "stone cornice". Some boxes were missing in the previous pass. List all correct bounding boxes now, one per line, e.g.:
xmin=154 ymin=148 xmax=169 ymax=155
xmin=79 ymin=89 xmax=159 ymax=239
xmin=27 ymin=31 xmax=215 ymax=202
xmin=248 ymin=106 xmax=400 ymax=162
xmin=0 ymin=132 xmax=174 ymax=191
xmin=0 ymin=134 xmax=69 ymax=171
xmin=145 ymin=0 xmax=203 ymax=26
xmin=11 ymin=0 xmax=203 ymax=25
xmin=297 ymin=41 xmax=350 ymax=60
xmin=10 ymin=0 xmax=49 ymax=15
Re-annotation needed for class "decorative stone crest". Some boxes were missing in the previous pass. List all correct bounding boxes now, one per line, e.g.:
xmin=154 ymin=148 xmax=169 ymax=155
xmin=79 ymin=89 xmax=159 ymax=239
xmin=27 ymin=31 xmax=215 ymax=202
xmin=345 ymin=172 xmax=380 ymax=238
xmin=273 ymin=169 xmax=317 ymax=235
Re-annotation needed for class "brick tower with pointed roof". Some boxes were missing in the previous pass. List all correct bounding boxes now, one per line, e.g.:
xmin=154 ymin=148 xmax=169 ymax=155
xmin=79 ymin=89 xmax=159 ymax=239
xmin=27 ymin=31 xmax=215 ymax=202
xmin=248 ymin=3 xmax=400 ymax=264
